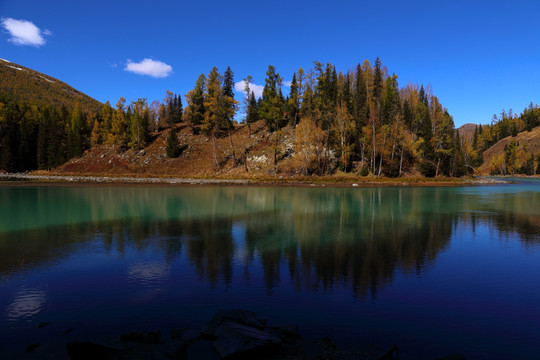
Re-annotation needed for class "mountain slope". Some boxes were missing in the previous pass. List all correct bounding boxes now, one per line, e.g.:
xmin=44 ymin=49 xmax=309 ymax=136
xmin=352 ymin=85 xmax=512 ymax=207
xmin=477 ymin=126 xmax=540 ymax=174
xmin=0 ymin=58 xmax=102 ymax=112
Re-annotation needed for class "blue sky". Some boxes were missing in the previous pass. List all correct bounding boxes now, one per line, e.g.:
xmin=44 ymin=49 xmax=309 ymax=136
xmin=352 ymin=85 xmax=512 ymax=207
xmin=1 ymin=0 xmax=539 ymax=127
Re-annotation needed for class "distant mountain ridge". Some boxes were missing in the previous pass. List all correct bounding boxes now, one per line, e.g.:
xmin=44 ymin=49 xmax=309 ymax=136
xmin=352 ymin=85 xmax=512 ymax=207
xmin=0 ymin=58 xmax=102 ymax=112
xmin=457 ymin=123 xmax=479 ymax=141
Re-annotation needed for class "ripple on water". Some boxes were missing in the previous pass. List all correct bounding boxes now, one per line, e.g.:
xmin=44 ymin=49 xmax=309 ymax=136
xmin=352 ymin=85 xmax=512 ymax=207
xmin=6 ymin=288 xmax=46 ymax=322
xmin=127 ymin=260 xmax=170 ymax=286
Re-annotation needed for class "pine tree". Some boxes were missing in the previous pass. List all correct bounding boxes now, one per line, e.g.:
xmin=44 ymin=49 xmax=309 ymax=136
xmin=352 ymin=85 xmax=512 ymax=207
xmin=246 ymin=92 xmax=259 ymax=130
xmin=166 ymin=128 xmax=181 ymax=158
xmin=183 ymin=74 xmax=206 ymax=129
xmin=67 ymin=103 xmax=86 ymax=158
xmin=111 ymin=97 xmax=127 ymax=146
xmin=129 ymin=98 xmax=149 ymax=148
xmin=222 ymin=66 xmax=238 ymax=130
xmin=259 ymin=65 xmax=284 ymax=131
xmin=353 ymin=63 xmax=368 ymax=128
xmin=287 ymin=72 xmax=300 ymax=126
xmin=373 ymin=57 xmax=383 ymax=103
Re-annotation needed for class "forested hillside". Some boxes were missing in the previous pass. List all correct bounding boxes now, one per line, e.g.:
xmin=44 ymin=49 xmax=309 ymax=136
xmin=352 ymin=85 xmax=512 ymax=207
xmin=4 ymin=58 xmax=538 ymax=177
xmin=467 ymin=104 xmax=540 ymax=175
xmin=0 ymin=59 xmax=101 ymax=112
xmin=0 ymin=59 xmax=103 ymax=171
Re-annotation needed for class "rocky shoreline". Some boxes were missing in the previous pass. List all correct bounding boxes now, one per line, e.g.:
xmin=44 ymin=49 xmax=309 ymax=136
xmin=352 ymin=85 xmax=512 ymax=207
xmin=0 ymin=173 xmax=510 ymax=187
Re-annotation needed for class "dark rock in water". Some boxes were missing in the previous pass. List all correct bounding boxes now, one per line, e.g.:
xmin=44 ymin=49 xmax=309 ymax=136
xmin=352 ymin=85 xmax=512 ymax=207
xmin=27 ymin=343 xmax=40 ymax=353
xmin=120 ymin=330 xmax=164 ymax=344
xmin=120 ymin=342 xmax=173 ymax=360
xmin=265 ymin=324 xmax=302 ymax=341
xmin=202 ymin=309 xmax=264 ymax=338
xmin=164 ymin=340 xmax=188 ymax=359
xmin=171 ymin=327 xmax=201 ymax=343
xmin=377 ymin=344 xmax=398 ymax=360
xmin=186 ymin=339 xmax=220 ymax=360
xmin=66 ymin=341 xmax=122 ymax=360
xmin=64 ymin=328 xmax=73 ymax=334
xmin=212 ymin=321 xmax=282 ymax=358
xmin=38 ymin=321 xmax=51 ymax=328
xmin=434 ymin=354 xmax=466 ymax=360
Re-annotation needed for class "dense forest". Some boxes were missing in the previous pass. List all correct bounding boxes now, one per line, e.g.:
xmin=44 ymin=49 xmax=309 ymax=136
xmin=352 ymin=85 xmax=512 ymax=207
xmin=1 ymin=58 xmax=540 ymax=176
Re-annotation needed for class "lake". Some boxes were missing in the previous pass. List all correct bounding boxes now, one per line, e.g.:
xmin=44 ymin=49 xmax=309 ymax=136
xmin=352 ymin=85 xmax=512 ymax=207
xmin=0 ymin=180 xmax=539 ymax=359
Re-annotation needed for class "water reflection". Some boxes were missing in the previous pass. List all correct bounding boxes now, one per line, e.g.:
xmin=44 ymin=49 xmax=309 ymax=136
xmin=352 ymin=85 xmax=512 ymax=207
xmin=6 ymin=288 xmax=46 ymax=321
xmin=1 ymin=185 xmax=538 ymax=299
xmin=127 ymin=260 xmax=170 ymax=286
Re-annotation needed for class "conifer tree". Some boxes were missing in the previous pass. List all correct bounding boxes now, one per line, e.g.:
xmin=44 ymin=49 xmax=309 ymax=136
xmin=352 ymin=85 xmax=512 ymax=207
xmin=202 ymin=67 xmax=223 ymax=136
xmin=259 ymin=65 xmax=284 ymax=131
xmin=166 ymin=128 xmax=181 ymax=158
xmin=67 ymin=103 xmax=86 ymax=158
xmin=129 ymin=98 xmax=149 ymax=148
xmin=222 ymin=66 xmax=237 ymax=129
xmin=373 ymin=57 xmax=383 ymax=103
xmin=287 ymin=72 xmax=300 ymax=126
xmin=111 ymin=97 xmax=127 ymax=146
xmin=183 ymin=74 xmax=206 ymax=130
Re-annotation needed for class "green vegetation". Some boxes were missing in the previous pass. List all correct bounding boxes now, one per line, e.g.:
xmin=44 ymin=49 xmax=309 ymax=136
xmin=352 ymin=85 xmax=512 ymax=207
xmin=2 ymin=58 xmax=539 ymax=177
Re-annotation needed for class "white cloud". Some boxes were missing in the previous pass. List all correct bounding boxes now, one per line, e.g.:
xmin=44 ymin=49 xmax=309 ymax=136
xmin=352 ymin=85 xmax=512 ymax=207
xmin=235 ymin=80 xmax=264 ymax=99
xmin=1 ymin=18 xmax=48 ymax=46
xmin=125 ymin=58 xmax=172 ymax=78
xmin=282 ymin=80 xmax=292 ymax=87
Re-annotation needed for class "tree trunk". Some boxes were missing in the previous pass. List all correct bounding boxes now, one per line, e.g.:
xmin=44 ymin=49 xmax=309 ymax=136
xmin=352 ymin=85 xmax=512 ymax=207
xmin=212 ymin=133 xmax=219 ymax=170
xmin=228 ymin=128 xmax=237 ymax=166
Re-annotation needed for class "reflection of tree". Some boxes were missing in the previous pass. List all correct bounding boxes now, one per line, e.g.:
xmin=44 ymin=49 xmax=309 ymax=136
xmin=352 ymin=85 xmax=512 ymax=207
xmin=1 ymin=185 xmax=538 ymax=296
xmin=243 ymin=188 xmax=457 ymax=298
xmin=184 ymin=218 xmax=234 ymax=285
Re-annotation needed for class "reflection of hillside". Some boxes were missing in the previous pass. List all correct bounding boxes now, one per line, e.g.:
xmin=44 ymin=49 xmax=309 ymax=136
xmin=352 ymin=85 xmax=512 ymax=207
xmin=1 ymin=186 xmax=538 ymax=296
xmin=458 ymin=190 xmax=540 ymax=245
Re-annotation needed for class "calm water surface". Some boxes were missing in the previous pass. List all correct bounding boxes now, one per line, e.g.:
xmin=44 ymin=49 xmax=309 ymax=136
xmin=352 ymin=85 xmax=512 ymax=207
xmin=0 ymin=181 xmax=539 ymax=359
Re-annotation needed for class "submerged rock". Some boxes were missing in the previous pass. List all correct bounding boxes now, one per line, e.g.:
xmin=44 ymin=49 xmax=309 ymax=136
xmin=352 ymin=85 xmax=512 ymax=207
xmin=66 ymin=341 xmax=122 ymax=360
xmin=26 ymin=343 xmax=40 ymax=353
xmin=120 ymin=330 xmax=164 ymax=344
xmin=201 ymin=309 xmax=305 ymax=358
xmin=212 ymin=321 xmax=282 ymax=358
xmin=434 ymin=354 xmax=466 ymax=360
xmin=171 ymin=327 xmax=201 ymax=343
xmin=202 ymin=309 xmax=264 ymax=337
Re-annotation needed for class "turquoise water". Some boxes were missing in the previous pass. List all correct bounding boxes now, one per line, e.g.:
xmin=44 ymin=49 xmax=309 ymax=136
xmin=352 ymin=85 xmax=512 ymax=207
xmin=0 ymin=181 xmax=539 ymax=359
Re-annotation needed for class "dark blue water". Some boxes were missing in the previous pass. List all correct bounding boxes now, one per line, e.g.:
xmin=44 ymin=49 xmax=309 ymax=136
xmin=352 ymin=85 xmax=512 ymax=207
xmin=0 ymin=180 xmax=539 ymax=359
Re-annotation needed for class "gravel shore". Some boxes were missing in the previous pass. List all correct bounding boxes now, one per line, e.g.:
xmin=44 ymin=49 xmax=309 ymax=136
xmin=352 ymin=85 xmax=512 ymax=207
xmin=0 ymin=173 xmax=252 ymax=185
xmin=0 ymin=173 xmax=511 ymax=186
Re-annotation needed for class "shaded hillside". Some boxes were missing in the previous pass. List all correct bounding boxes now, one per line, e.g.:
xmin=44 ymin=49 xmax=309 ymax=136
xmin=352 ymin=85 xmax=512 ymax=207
xmin=478 ymin=126 xmax=540 ymax=174
xmin=0 ymin=58 xmax=101 ymax=113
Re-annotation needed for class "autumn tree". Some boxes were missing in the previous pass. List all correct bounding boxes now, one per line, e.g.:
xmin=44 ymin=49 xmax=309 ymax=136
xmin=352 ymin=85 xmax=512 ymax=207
xmin=294 ymin=116 xmax=326 ymax=174
xmin=129 ymin=98 xmax=149 ymax=149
